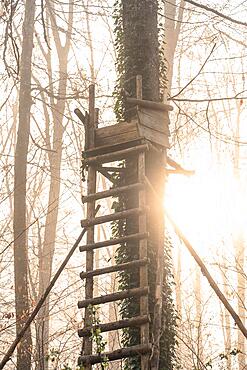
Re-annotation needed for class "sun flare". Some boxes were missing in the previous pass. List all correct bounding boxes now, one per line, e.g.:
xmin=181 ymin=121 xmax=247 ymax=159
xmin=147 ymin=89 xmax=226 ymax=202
xmin=165 ymin=167 xmax=247 ymax=254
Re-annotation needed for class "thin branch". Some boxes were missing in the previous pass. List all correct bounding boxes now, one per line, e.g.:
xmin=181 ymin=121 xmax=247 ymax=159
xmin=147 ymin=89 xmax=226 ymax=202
xmin=171 ymin=95 xmax=247 ymax=103
xmin=184 ymin=0 xmax=247 ymax=27
xmin=171 ymin=43 xmax=216 ymax=99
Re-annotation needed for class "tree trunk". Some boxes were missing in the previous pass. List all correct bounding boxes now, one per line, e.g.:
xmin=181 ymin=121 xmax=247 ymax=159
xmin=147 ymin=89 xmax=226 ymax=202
xmin=122 ymin=1 xmax=160 ymax=102
xmin=116 ymin=1 xmax=172 ymax=369
xmin=13 ymin=0 xmax=36 ymax=368
xmin=35 ymin=2 xmax=73 ymax=368
xmin=164 ymin=0 xmax=185 ymax=101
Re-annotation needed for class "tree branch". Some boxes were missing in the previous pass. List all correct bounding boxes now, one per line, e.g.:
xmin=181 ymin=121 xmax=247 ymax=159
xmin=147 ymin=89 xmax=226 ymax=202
xmin=184 ymin=0 xmax=247 ymax=27
xmin=171 ymin=43 xmax=216 ymax=99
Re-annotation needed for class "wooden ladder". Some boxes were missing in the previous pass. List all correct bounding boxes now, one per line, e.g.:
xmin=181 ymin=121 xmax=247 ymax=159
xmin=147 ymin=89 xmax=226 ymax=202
xmin=77 ymin=85 xmax=152 ymax=369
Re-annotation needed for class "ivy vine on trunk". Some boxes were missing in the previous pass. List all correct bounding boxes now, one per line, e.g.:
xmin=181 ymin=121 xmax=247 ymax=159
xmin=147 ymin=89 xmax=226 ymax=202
xmin=112 ymin=1 xmax=178 ymax=369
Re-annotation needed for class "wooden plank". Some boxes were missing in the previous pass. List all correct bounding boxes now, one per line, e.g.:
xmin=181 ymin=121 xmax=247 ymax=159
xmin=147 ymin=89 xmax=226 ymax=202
xmin=83 ymin=143 xmax=149 ymax=165
xmin=95 ymin=121 xmax=137 ymax=139
xmin=96 ymin=130 xmax=138 ymax=147
xmin=137 ymin=107 xmax=170 ymax=134
xmin=79 ymin=232 xmax=149 ymax=252
xmin=81 ymin=207 xmax=148 ymax=228
xmin=83 ymin=137 xmax=144 ymax=158
xmin=96 ymin=166 xmax=126 ymax=173
xmin=78 ymin=315 xmax=150 ymax=337
xmin=127 ymin=97 xmax=173 ymax=111
xmin=78 ymin=344 xmax=152 ymax=365
xmin=78 ymin=287 xmax=149 ymax=308
xmin=80 ymin=258 xmax=148 ymax=279
xmin=81 ymin=182 xmax=144 ymax=203
xmin=138 ymin=125 xmax=170 ymax=148
xmin=95 ymin=121 xmax=139 ymax=148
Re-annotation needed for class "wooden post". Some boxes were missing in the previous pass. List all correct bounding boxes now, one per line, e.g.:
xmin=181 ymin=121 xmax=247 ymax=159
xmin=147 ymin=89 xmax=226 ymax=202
xmin=83 ymin=84 xmax=96 ymax=370
xmin=138 ymin=152 xmax=149 ymax=370
xmin=136 ymin=75 xmax=149 ymax=370
xmin=150 ymin=174 xmax=166 ymax=370
xmin=136 ymin=75 xmax=143 ymax=100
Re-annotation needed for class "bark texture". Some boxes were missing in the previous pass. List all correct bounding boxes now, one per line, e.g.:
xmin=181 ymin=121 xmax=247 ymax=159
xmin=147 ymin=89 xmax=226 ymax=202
xmin=117 ymin=1 xmax=168 ymax=369
xmin=13 ymin=1 xmax=36 ymax=368
xmin=122 ymin=1 xmax=160 ymax=102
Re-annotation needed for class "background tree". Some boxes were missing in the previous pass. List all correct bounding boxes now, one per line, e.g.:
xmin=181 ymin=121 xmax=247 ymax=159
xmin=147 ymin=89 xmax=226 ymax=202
xmin=13 ymin=1 xmax=36 ymax=368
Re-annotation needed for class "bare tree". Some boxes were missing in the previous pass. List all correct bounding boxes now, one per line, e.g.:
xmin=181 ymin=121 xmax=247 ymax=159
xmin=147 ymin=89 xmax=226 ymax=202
xmin=13 ymin=0 xmax=36 ymax=369
xmin=35 ymin=1 xmax=74 ymax=368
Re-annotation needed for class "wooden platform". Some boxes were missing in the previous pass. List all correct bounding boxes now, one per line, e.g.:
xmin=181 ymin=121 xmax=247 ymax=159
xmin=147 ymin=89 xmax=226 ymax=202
xmin=76 ymin=78 xmax=172 ymax=370
xmin=80 ymin=96 xmax=172 ymax=160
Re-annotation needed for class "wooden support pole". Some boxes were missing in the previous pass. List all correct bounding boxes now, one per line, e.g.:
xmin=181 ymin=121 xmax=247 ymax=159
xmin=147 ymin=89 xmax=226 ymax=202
xmin=78 ymin=287 xmax=149 ymax=308
xmin=0 ymin=206 xmax=100 ymax=370
xmin=144 ymin=175 xmax=247 ymax=342
xmin=136 ymin=75 xmax=150 ymax=370
xmin=166 ymin=168 xmax=195 ymax=176
xmin=88 ymin=84 xmax=95 ymax=149
xmin=82 ymin=182 xmax=144 ymax=203
xmin=136 ymin=75 xmax=143 ymax=100
xmin=145 ymin=174 xmax=166 ymax=370
xmin=148 ymin=144 xmax=195 ymax=176
xmin=82 ymin=143 xmax=149 ymax=165
xmin=80 ymin=258 xmax=148 ymax=279
xmin=81 ymin=207 xmax=148 ymax=228
xmin=79 ymin=232 xmax=149 ymax=252
xmin=74 ymin=108 xmax=86 ymax=124
xmin=78 ymin=344 xmax=152 ymax=366
xmin=97 ymin=167 xmax=114 ymax=183
xmin=83 ymin=84 xmax=96 ymax=369
xmin=167 ymin=156 xmax=195 ymax=176
xmin=166 ymin=211 xmax=247 ymax=341
xmin=78 ymin=315 xmax=150 ymax=337
xmin=138 ymin=152 xmax=149 ymax=370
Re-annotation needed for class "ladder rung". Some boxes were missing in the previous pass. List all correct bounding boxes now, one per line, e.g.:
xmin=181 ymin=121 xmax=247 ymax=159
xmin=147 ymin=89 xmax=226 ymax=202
xmin=78 ymin=286 xmax=149 ymax=308
xmin=82 ymin=182 xmax=144 ymax=203
xmin=78 ymin=315 xmax=150 ymax=337
xmin=83 ymin=143 xmax=149 ymax=165
xmin=80 ymin=258 xmax=148 ymax=279
xmin=81 ymin=207 xmax=148 ymax=228
xmin=79 ymin=232 xmax=149 ymax=252
xmin=78 ymin=343 xmax=152 ymax=365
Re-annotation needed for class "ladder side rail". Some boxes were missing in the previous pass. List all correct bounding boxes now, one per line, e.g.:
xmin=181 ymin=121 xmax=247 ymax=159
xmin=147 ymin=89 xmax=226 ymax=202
xmin=83 ymin=84 xmax=96 ymax=370
xmin=138 ymin=152 xmax=149 ymax=370
xmin=136 ymin=75 xmax=150 ymax=370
